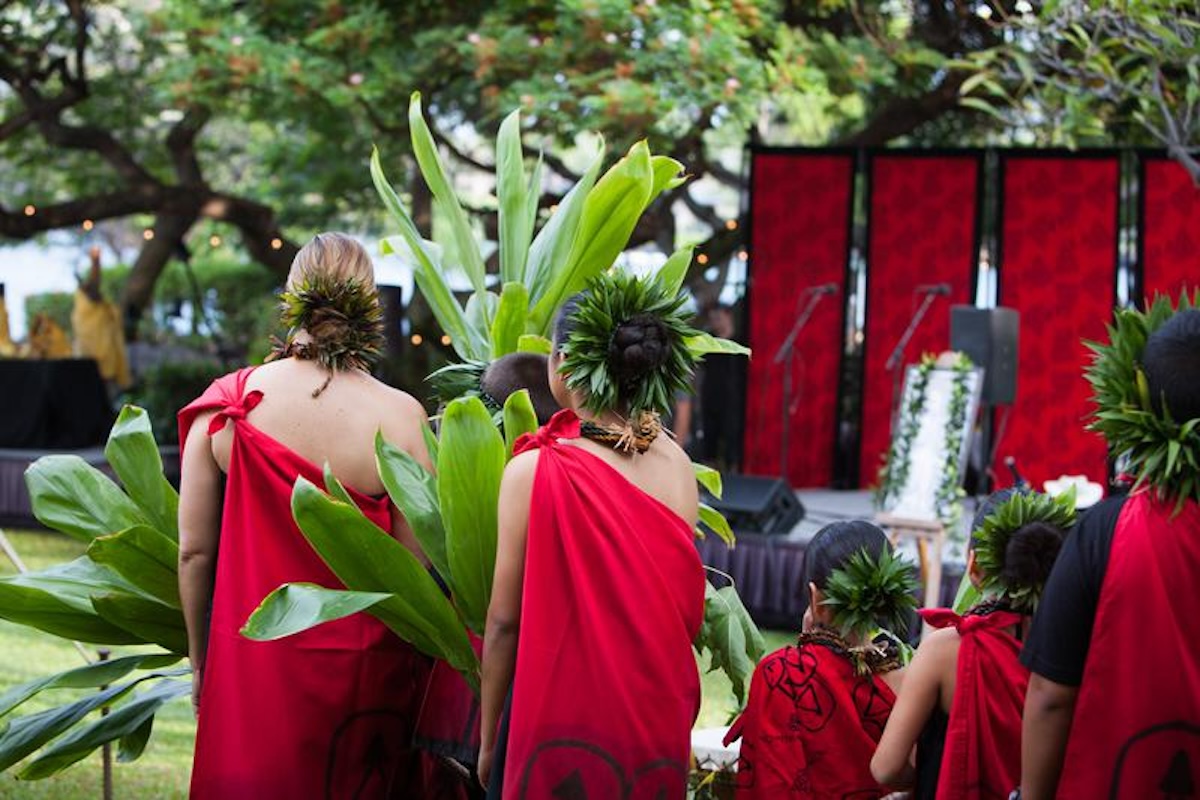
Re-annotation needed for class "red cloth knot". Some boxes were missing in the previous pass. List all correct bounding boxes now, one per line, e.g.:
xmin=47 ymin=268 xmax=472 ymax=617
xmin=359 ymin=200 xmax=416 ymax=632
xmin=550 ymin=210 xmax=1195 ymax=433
xmin=919 ymin=606 xmax=1024 ymax=634
xmin=513 ymin=408 xmax=581 ymax=456
xmin=207 ymin=390 xmax=264 ymax=435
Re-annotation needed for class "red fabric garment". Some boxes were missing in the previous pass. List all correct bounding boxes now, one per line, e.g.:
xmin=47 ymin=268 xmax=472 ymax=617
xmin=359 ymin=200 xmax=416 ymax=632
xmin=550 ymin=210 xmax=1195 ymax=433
xmin=1057 ymin=493 xmax=1200 ymax=799
xmin=179 ymin=368 xmax=462 ymax=799
xmin=726 ymin=641 xmax=897 ymax=799
xmin=501 ymin=409 xmax=706 ymax=799
xmin=919 ymin=607 xmax=1027 ymax=800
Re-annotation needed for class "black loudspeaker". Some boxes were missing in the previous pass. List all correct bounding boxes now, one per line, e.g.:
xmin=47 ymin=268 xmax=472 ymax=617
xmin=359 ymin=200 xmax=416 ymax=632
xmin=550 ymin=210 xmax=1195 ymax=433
xmin=950 ymin=306 xmax=1019 ymax=405
xmin=701 ymin=475 xmax=805 ymax=535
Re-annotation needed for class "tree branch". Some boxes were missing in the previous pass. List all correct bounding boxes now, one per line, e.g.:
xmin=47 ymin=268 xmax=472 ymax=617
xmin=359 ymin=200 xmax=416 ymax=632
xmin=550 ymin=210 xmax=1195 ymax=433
xmin=835 ymin=72 xmax=969 ymax=146
xmin=165 ymin=106 xmax=212 ymax=186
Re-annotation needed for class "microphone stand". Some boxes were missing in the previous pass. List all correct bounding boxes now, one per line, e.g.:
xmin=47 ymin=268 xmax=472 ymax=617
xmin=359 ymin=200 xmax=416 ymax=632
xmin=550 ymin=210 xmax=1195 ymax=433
xmin=885 ymin=290 xmax=942 ymax=431
xmin=774 ymin=290 xmax=829 ymax=480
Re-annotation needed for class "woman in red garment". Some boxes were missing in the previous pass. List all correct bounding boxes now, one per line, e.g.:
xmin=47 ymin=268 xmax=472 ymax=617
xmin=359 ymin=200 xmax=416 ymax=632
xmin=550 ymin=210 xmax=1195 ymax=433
xmin=726 ymin=520 xmax=915 ymax=799
xmin=477 ymin=272 xmax=707 ymax=798
xmin=178 ymin=233 xmax=460 ymax=799
xmin=870 ymin=490 xmax=1071 ymax=800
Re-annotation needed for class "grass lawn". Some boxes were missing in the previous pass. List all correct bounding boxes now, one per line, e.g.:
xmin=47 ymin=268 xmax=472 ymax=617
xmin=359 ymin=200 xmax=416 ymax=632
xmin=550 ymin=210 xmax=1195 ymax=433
xmin=0 ymin=528 xmax=794 ymax=798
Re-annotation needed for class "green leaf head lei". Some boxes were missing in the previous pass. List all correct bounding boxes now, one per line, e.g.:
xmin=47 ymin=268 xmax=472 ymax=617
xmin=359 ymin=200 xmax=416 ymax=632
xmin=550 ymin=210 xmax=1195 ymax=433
xmin=556 ymin=271 xmax=700 ymax=419
xmin=971 ymin=489 xmax=1076 ymax=614
xmin=1085 ymin=290 xmax=1200 ymax=511
xmin=269 ymin=271 xmax=385 ymax=375
xmin=821 ymin=547 xmax=919 ymax=640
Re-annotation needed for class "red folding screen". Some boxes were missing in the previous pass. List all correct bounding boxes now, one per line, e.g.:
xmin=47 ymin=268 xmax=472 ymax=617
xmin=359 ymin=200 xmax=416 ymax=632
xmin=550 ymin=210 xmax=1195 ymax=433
xmin=995 ymin=155 xmax=1119 ymax=486
xmin=743 ymin=151 xmax=853 ymax=487
xmin=858 ymin=154 xmax=981 ymax=487
xmin=1140 ymin=155 xmax=1200 ymax=302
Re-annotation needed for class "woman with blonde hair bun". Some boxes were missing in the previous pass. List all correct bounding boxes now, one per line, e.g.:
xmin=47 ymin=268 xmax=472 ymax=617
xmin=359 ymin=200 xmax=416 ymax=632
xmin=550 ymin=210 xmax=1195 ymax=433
xmin=178 ymin=233 xmax=465 ymax=798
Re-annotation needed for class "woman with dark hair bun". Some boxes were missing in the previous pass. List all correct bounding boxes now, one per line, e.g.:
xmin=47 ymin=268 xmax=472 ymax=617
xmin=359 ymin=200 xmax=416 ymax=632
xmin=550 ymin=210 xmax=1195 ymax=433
xmin=726 ymin=520 xmax=917 ymax=798
xmin=478 ymin=272 xmax=706 ymax=798
xmin=872 ymin=490 xmax=1073 ymax=800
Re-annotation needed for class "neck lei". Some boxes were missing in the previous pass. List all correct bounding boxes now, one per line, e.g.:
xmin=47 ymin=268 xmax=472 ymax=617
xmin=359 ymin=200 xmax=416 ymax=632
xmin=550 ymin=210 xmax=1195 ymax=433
xmin=579 ymin=410 xmax=662 ymax=454
xmin=800 ymin=626 xmax=902 ymax=677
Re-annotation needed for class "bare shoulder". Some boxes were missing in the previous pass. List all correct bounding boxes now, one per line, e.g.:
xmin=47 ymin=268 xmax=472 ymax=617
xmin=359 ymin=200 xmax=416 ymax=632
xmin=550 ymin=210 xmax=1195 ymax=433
xmin=915 ymin=626 xmax=962 ymax=665
xmin=375 ymin=383 xmax=427 ymax=417
xmin=502 ymin=449 xmax=540 ymax=491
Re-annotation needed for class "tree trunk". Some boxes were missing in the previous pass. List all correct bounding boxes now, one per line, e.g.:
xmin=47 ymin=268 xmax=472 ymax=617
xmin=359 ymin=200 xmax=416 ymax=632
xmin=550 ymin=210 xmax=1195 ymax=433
xmin=120 ymin=213 xmax=197 ymax=340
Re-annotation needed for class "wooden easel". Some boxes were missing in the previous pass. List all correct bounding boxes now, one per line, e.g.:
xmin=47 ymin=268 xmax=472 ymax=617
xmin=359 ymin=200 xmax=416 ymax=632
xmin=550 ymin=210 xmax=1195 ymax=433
xmin=875 ymin=512 xmax=945 ymax=611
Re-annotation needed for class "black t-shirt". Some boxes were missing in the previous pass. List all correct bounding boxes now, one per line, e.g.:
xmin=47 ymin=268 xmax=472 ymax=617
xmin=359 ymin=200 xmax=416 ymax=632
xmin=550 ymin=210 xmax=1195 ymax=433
xmin=1019 ymin=495 xmax=1126 ymax=686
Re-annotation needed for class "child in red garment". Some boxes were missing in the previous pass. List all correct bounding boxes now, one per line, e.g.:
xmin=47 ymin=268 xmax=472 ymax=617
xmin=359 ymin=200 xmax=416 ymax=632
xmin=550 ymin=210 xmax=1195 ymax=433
xmin=725 ymin=520 xmax=916 ymax=799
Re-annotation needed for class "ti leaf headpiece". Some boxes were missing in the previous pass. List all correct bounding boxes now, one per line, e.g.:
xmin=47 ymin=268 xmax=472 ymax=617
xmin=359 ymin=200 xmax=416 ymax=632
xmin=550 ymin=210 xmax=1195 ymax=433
xmin=270 ymin=273 xmax=385 ymax=375
xmin=821 ymin=547 xmax=918 ymax=639
xmin=558 ymin=271 xmax=699 ymax=418
xmin=1085 ymin=290 xmax=1200 ymax=510
xmin=972 ymin=489 xmax=1076 ymax=613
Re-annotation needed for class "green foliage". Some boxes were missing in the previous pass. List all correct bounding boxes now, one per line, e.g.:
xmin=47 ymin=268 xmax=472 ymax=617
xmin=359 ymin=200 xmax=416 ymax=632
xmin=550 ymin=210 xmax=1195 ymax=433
xmin=241 ymin=584 xmax=390 ymax=642
xmin=821 ymin=548 xmax=919 ymax=639
xmin=105 ymin=407 xmax=180 ymax=540
xmin=1086 ymin=290 xmax=1200 ymax=509
xmin=22 ymin=293 xmax=73 ymax=337
xmin=695 ymin=581 xmax=765 ymax=707
xmin=972 ymin=490 xmax=1077 ymax=614
xmin=126 ymin=359 xmax=225 ymax=444
xmin=502 ymin=389 xmax=539 ymax=457
xmin=558 ymin=271 xmax=699 ymax=417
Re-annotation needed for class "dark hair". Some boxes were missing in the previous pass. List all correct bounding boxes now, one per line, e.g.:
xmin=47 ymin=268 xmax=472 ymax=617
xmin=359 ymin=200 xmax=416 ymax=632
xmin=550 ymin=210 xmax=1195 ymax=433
xmin=552 ymin=291 xmax=673 ymax=396
xmin=1000 ymin=521 xmax=1066 ymax=594
xmin=802 ymin=520 xmax=892 ymax=615
xmin=481 ymin=353 xmax=560 ymax=425
xmin=1143 ymin=308 xmax=1200 ymax=422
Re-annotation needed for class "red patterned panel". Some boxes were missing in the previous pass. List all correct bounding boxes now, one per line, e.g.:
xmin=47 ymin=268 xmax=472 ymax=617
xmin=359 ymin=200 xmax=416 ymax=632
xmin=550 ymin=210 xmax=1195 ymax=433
xmin=996 ymin=156 xmax=1118 ymax=487
xmin=743 ymin=152 xmax=853 ymax=487
xmin=858 ymin=154 xmax=980 ymax=488
xmin=1142 ymin=156 xmax=1200 ymax=302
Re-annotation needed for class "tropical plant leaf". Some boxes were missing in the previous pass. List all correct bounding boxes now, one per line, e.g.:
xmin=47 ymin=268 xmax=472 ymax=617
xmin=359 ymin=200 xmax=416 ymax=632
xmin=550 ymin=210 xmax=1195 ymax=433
xmin=90 ymin=594 xmax=187 ymax=655
xmin=322 ymin=462 xmax=359 ymax=511
xmin=685 ymin=333 xmax=751 ymax=357
xmin=241 ymin=584 xmax=390 ymax=641
xmin=517 ymin=334 xmax=552 ymax=355
xmin=524 ymin=144 xmax=604 ymax=305
xmin=657 ymin=245 xmax=694 ymax=297
xmin=408 ymin=92 xmax=488 ymax=302
xmin=289 ymin=478 xmax=478 ymax=687
xmin=496 ymin=109 xmax=535 ymax=285
xmin=0 ymin=563 xmax=144 ymax=645
xmin=502 ymin=390 xmax=539 ymax=457
xmin=86 ymin=525 xmax=181 ymax=609
xmin=375 ymin=433 xmax=450 ymax=585
xmin=116 ymin=715 xmax=154 ymax=764
xmin=698 ymin=503 xmax=735 ymax=547
xmin=693 ymin=463 xmax=723 ymax=499
xmin=104 ymin=406 xmax=179 ymax=539
xmin=24 ymin=455 xmax=149 ymax=542
xmin=438 ymin=397 xmax=507 ymax=634
xmin=0 ymin=654 xmax=180 ymax=720
xmin=695 ymin=581 xmax=764 ymax=707
xmin=649 ymin=154 xmax=686 ymax=198
xmin=491 ymin=282 xmax=530 ymax=358
xmin=16 ymin=678 xmax=189 ymax=779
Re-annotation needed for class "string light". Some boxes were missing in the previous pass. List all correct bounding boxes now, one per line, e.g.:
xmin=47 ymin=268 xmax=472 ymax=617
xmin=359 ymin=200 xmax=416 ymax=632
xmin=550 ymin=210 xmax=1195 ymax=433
xmin=143 ymin=229 xmax=155 ymax=241
xmin=270 ymin=237 xmax=283 ymax=250
xmin=696 ymin=253 xmax=709 ymax=265
xmin=725 ymin=219 xmax=738 ymax=230
xmin=82 ymin=219 xmax=94 ymax=231
xmin=411 ymin=334 xmax=423 ymax=346
xmin=23 ymin=205 xmax=35 ymax=216
xmin=209 ymin=235 xmax=222 ymax=247
xmin=440 ymin=334 xmax=451 ymax=346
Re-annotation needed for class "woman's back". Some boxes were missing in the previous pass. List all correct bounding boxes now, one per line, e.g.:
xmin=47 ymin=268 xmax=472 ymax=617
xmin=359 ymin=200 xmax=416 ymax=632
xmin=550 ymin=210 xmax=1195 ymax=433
xmin=563 ymin=431 xmax=699 ymax=527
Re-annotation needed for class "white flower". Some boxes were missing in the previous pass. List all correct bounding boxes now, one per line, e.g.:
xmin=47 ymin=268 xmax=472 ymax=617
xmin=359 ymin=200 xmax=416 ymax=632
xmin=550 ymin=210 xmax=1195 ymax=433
xmin=975 ymin=4 xmax=993 ymax=20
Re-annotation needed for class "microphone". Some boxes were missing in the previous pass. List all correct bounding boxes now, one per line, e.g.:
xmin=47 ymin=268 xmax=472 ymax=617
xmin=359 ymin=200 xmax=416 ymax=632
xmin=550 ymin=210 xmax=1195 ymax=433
xmin=1005 ymin=456 xmax=1030 ymax=491
xmin=915 ymin=283 xmax=951 ymax=295
xmin=808 ymin=283 xmax=838 ymax=295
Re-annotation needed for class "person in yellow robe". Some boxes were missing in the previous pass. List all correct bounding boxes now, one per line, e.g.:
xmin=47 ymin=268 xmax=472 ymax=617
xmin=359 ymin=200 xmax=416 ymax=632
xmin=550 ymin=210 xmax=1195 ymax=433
xmin=28 ymin=313 xmax=72 ymax=359
xmin=72 ymin=246 xmax=132 ymax=389
xmin=0 ymin=284 xmax=15 ymax=357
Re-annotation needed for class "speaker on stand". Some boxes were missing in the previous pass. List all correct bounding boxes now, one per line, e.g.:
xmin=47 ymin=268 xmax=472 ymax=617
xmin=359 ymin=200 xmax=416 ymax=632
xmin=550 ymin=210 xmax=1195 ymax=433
xmin=700 ymin=474 xmax=806 ymax=536
xmin=950 ymin=306 xmax=1020 ymax=496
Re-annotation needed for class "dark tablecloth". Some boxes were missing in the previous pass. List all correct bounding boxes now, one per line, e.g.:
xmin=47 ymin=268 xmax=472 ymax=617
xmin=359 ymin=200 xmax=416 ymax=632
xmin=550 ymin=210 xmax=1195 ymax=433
xmin=0 ymin=359 xmax=113 ymax=448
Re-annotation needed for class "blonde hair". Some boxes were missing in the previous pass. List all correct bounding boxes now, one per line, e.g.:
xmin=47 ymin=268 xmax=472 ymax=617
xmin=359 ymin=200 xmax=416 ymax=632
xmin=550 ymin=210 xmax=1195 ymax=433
xmin=286 ymin=232 xmax=376 ymax=289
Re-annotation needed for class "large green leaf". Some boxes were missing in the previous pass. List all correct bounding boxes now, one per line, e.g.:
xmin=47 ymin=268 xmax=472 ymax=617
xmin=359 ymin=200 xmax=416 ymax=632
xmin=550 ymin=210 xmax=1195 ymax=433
xmin=502 ymin=390 xmax=539 ymax=458
xmin=0 ymin=561 xmax=145 ymax=644
xmin=409 ymin=92 xmax=488 ymax=303
xmin=491 ymin=282 xmax=530 ymax=358
xmin=695 ymin=581 xmax=764 ymax=707
xmin=116 ymin=715 xmax=154 ymax=764
xmin=17 ymin=678 xmax=189 ymax=779
xmin=530 ymin=140 xmax=655 ymax=332
xmin=698 ymin=503 xmax=736 ymax=547
xmin=496 ymin=109 xmax=535 ymax=285
xmin=24 ymin=455 xmax=149 ymax=542
xmin=242 ymin=584 xmax=390 ymax=641
xmin=86 ymin=525 xmax=181 ymax=609
xmin=0 ymin=654 xmax=180 ymax=720
xmin=104 ymin=406 xmax=179 ymax=539
xmin=375 ymin=433 xmax=450 ymax=584
xmin=693 ymin=463 xmax=723 ymax=499
xmin=657 ymin=245 xmax=694 ymax=297
xmin=686 ymin=333 xmax=751 ymax=357
xmin=438 ymin=397 xmax=506 ymax=634
xmin=371 ymin=148 xmax=480 ymax=360
xmin=524 ymin=145 xmax=604 ymax=306
xmin=517 ymin=334 xmax=552 ymax=355
xmin=649 ymin=154 xmax=686 ymax=199
xmin=289 ymin=479 xmax=478 ymax=686
xmin=91 ymin=594 xmax=187 ymax=655
xmin=322 ymin=462 xmax=360 ymax=511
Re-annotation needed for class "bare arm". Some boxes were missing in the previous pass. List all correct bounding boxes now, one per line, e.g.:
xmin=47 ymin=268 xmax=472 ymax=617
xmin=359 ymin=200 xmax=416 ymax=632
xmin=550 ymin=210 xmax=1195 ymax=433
xmin=178 ymin=412 xmax=223 ymax=716
xmin=872 ymin=628 xmax=958 ymax=788
xmin=1020 ymin=673 xmax=1079 ymax=799
xmin=477 ymin=451 xmax=537 ymax=787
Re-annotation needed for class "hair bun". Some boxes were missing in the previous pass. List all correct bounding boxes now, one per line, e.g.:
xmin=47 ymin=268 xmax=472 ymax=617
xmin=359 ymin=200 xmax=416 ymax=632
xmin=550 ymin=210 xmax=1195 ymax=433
xmin=1001 ymin=521 xmax=1065 ymax=593
xmin=609 ymin=312 xmax=671 ymax=381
